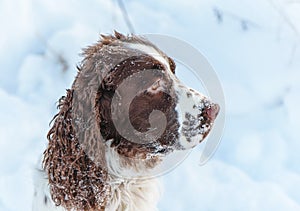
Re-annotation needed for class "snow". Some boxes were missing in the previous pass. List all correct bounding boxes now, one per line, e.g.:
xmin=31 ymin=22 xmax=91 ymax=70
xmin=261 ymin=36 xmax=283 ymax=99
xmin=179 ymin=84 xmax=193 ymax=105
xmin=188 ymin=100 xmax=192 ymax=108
xmin=1 ymin=0 xmax=300 ymax=210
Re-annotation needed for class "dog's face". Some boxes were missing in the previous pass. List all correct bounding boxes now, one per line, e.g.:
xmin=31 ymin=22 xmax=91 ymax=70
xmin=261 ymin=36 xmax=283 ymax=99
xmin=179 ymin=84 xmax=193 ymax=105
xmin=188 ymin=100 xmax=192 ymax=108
xmin=95 ymin=39 xmax=219 ymax=176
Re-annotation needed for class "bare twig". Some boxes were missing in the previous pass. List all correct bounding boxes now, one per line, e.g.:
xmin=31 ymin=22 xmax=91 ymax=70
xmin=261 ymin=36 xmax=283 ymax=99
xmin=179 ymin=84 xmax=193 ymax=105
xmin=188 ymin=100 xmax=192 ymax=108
xmin=267 ymin=0 xmax=299 ymax=37
xmin=116 ymin=0 xmax=135 ymax=34
xmin=212 ymin=6 xmax=261 ymax=31
xmin=35 ymin=32 xmax=69 ymax=72
xmin=267 ymin=0 xmax=300 ymax=65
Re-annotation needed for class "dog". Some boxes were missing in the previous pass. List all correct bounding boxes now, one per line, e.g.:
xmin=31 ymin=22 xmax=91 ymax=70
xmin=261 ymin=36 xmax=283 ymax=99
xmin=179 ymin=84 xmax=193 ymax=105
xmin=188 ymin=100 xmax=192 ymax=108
xmin=32 ymin=31 xmax=219 ymax=211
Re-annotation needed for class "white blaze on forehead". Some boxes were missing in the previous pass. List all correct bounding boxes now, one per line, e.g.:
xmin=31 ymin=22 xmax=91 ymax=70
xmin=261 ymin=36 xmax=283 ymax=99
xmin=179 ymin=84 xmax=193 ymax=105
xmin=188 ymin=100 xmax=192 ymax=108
xmin=126 ymin=43 xmax=171 ymax=72
xmin=126 ymin=42 xmax=184 ymax=92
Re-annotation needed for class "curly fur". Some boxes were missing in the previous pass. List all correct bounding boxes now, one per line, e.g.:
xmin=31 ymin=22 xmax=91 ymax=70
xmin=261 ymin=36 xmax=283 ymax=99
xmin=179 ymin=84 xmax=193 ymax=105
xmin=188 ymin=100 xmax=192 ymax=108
xmin=44 ymin=89 xmax=110 ymax=210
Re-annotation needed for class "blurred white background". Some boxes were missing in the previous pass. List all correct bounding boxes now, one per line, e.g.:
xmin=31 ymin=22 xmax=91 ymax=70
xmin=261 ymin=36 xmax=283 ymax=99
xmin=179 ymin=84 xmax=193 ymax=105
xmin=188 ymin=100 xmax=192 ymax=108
xmin=0 ymin=0 xmax=300 ymax=210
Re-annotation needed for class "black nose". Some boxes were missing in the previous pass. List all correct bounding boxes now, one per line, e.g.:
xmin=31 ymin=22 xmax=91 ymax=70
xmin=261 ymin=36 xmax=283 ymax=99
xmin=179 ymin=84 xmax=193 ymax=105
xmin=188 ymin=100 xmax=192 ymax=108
xmin=206 ymin=103 xmax=220 ymax=121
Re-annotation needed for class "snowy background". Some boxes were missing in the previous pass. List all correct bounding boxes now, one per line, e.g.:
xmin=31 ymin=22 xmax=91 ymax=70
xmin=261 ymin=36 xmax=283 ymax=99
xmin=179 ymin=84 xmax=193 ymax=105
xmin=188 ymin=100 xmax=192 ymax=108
xmin=1 ymin=0 xmax=300 ymax=210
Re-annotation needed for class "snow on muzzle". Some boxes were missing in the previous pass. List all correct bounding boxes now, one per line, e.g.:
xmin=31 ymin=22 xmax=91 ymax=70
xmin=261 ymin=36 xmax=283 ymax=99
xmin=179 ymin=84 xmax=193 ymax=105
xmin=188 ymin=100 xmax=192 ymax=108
xmin=175 ymin=84 xmax=220 ymax=150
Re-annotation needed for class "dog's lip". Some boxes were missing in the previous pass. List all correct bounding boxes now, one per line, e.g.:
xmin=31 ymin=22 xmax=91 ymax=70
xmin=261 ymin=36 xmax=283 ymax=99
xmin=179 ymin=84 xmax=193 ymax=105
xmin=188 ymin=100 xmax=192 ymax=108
xmin=206 ymin=103 xmax=220 ymax=122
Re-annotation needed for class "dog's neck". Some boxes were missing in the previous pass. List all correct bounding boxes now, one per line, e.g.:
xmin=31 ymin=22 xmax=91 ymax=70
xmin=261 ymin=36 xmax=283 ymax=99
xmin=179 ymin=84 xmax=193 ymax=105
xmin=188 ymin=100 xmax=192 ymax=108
xmin=104 ymin=144 xmax=161 ymax=211
xmin=106 ymin=177 xmax=160 ymax=211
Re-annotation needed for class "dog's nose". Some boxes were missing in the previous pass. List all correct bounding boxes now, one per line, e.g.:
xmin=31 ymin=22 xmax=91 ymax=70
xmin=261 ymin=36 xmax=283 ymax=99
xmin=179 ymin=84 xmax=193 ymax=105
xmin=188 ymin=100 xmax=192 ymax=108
xmin=206 ymin=103 xmax=220 ymax=121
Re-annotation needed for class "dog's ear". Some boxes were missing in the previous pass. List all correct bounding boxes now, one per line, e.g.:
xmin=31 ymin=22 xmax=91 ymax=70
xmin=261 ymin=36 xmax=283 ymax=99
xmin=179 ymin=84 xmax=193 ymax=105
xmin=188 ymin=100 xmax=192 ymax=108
xmin=43 ymin=89 xmax=110 ymax=210
xmin=44 ymin=89 xmax=76 ymax=208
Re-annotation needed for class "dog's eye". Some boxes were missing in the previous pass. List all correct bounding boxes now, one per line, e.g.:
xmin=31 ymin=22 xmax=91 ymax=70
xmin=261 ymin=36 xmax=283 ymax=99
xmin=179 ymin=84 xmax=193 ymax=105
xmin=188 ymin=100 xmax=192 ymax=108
xmin=151 ymin=79 xmax=161 ymax=91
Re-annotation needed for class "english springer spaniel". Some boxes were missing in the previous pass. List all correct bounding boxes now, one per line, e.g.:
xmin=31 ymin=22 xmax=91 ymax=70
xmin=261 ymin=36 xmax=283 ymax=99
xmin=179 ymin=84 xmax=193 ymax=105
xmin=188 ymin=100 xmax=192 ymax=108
xmin=32 ymin=31 xmax=219 ymax=211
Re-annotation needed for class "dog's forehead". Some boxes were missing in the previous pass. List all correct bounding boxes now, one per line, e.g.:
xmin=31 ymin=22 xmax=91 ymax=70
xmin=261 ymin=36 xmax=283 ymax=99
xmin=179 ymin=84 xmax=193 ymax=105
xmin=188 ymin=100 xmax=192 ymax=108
xmin=123 ymin=40 xmax=183 ymax=91
xmin=124 ymin=41 xmax=171 ymax=73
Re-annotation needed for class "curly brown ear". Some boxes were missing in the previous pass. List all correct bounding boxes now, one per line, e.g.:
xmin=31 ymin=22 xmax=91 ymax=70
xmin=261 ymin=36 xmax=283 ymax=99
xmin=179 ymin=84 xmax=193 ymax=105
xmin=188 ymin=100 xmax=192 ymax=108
xmin=43 ymin=89 xmax=110 ymax=210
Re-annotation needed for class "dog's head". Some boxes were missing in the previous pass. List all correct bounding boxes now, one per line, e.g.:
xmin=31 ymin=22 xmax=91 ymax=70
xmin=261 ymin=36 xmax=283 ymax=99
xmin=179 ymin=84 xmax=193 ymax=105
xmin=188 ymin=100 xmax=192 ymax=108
xmin=89 ymin=32 xmax=220 ymax=176
xmin=43 ymin=32 xmax=219 ymax=209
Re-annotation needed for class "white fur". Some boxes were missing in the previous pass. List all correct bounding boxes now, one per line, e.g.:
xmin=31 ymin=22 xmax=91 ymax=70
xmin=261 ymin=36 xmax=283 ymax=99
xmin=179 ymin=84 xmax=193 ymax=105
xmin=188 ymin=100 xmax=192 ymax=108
xmin=126 ymin=43 xmax=171 ymax=72
xmin=104 ymin=139 xmax=155 ymax=178
xmin=106 ymin=178 xmax=161 ymax=211
xmin=175 ymin=87 xmax=206 ymax=149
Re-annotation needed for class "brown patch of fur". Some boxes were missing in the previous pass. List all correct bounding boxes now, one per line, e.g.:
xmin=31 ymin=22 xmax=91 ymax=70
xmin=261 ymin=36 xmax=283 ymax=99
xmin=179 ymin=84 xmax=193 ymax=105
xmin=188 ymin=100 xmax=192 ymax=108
xmin=96 ymin=54 xmax=179 ymax=159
